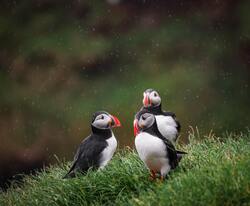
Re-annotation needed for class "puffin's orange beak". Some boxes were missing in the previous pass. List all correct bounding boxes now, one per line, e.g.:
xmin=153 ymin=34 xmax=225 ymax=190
xmin=143 ymin=93 xmax=151 ymax=107
xmin=110 ymin=115 xmax=121 ymax=127
xmin=133 ymin=119 xmax=139 ymax=136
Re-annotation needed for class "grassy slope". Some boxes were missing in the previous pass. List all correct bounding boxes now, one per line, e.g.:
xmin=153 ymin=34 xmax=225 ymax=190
xmin=0 ymin=132 xmax=250 ymax=206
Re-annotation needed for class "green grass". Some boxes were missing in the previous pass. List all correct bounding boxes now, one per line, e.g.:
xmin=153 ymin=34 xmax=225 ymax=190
xmin=1 ymin=131 xmax=250 ymax=206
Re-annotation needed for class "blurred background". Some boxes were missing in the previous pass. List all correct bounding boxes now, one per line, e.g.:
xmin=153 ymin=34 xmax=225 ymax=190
xmin=0 ymin=0 xmax=249 ymax=189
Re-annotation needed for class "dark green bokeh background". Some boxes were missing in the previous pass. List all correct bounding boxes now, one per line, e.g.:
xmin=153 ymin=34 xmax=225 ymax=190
xmin=0 ymin=0 xmax=249 ymax=186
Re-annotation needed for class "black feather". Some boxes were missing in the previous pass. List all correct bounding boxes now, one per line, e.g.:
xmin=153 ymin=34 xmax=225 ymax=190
xmin=63 ymin=125 xmax=112 ymax=178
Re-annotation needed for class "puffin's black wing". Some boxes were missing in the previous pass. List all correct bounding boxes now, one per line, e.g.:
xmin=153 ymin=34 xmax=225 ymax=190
xmin=162 ymin=138 xmax=179 ymax=169
xmin=64 ymin=134 xmax=107 ymax=178
xmin=157 ymin=128 xmax=187 ymax=169
xmin=153 ymin=127 xmax=179 ymax=169
xmin=64 ymin=139 xmax=87 ymax=178
xmin=162 ymin=138 xmax=188 ymax=168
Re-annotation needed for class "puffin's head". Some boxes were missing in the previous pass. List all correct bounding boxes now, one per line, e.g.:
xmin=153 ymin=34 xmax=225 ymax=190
xmin=142 ymin=88 xmax=161 ymax=108
xmin=138 ymin=112 xmax=155 ymax=131
xmin=134 ymin=110 xmax=155 ymax=136
xmin=91 ymin=111 xmax=121 ymax=130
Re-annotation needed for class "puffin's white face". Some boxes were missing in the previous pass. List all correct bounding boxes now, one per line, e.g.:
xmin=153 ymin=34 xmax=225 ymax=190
xmin=143 ymin=90 xmax=161 ymax=107
xmin=92 ymin=113 xmax=121 ymax=129
xmin=138 ymin=113 xmax=155 ymax=130
xmin=149 ymin=91 xmax=161 ymax=106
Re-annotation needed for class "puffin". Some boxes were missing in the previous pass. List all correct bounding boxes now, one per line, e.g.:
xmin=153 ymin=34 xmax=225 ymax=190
xmin=134 ymin=111 xmax=186 ymax=180
xmin=64 ymin=111 xmax=121 ymax=178
xmin=134 ymin=89 xmax=180 ymax=144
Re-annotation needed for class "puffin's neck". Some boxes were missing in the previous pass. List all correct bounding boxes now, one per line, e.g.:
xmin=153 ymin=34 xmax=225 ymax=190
xmin=91 ymin=125 xmax=112 ymax=139
xmin=145 ymin=103 xmax=162 ymax=114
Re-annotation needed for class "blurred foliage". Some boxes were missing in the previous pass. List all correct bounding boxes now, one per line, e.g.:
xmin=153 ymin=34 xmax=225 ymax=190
xmin=0 ymin=0 xmax=249 ymax=184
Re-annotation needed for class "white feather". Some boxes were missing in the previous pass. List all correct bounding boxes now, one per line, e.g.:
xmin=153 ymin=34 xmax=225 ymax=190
xmin=135 ymin=132 xmax=171 ymax=176
xmin=155 ymin=115 xmax=178 ymax=143
xmin=99 ymin=133 xmax=117 ymax=169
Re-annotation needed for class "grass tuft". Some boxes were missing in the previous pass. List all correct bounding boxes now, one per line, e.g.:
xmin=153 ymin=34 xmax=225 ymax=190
xmin=0 ymin=132 xmax=250 ymax=206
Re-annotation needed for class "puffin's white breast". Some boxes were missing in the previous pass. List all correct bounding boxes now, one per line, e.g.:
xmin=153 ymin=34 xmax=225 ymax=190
xmin=135 ymin=132 xmax=168 ymax=172
xmin=99 ymin=133 xmax=117 ymax=169
xmin=155 ymin=115 xmax=178 ymax=143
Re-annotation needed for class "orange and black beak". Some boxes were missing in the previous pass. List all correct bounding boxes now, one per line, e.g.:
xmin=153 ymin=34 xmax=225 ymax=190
xmin=110 ymin=115 xmax=121 ymax=127
xmin=143 ymin=93 xmax=151 ymax=107
xmin=133 ymin=119 xmax=139 ymax=136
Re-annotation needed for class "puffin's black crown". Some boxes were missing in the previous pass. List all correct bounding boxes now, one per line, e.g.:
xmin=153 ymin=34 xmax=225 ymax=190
xmin=144 ymin=88 xmax=155 ymax=93
xmin=91 ymin=111 xmax=110 ymax=123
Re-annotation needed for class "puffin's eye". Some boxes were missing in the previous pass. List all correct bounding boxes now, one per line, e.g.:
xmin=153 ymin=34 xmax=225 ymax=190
xmin=142 ymin=115 xmax=146 ymax=120
xmin=154 ymin=92 xmax=157 ymax=97
xmin=101 ymin=115 xmax=104 ymax=120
